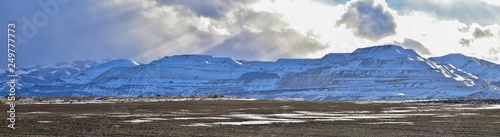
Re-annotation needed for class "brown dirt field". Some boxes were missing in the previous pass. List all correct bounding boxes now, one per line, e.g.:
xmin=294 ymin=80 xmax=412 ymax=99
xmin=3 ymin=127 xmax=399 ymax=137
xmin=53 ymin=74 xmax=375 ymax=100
xmin=1 ymin=100 xmax=499 ymax=137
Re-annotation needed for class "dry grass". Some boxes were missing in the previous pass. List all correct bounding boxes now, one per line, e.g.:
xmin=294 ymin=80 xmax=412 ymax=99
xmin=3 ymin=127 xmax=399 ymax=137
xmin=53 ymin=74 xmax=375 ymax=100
xmin=1 ymin=100 xmax=499 ymax=137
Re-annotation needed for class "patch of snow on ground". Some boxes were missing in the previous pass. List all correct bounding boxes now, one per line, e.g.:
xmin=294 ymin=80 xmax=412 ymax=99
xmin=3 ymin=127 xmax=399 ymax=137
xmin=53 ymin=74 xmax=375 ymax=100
xmin=434 ymin=114 xmax=456 ymax=118
xmin=71 ymin=116 xmax=89 ymax=118
xmin=213 ymin=120 xmax=305 ymax=126
xmin=173 ymin=117 xmax=231 ymax=120
xmin=362 ymin=122 xmax=414 ymax=125
xmin=142 ymin=118 xmax=170 ymax=121
xmin=123 ymin=119 xmax=152 ymax=123
xmin=315 ymin=118 xmax=356 ymax=121
xmin=457 ymin=113 xmax=479 ymax=116
xmin=170 ymin=112 xmax=207 ymax=115
xmin=106 ymin=112 xmax=130 ymax=115
xmin=382 ymin=110 xmax=416 ymax=113
xmin=452 ymin=105 xmax=500 ymax=110
xmin=26 ymin=111 xmax=50 ymax=114
xmin=331 ymin=111 xmax=372 ymax=114
xmin=180 ymin=123 xmax=211 ymax=127
xmin=107 ymin=113 xmax=175 ymax=118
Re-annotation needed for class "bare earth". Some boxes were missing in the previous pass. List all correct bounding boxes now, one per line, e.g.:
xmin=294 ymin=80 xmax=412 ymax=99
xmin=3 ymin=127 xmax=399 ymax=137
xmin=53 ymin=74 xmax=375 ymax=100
xmin=1 ymin=99 xmax=499 ymax=137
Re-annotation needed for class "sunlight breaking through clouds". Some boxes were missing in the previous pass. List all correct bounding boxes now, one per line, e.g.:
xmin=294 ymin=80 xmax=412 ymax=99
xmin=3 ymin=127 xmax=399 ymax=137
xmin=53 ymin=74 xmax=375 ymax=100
xmin=2 ymin=0 xmax=500 ymax=66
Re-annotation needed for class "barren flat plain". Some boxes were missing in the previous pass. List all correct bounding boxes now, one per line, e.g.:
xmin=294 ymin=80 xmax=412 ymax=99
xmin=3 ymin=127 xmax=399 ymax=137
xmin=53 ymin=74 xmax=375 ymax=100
xmin=1 ymin=98 xmax=499 ymax=137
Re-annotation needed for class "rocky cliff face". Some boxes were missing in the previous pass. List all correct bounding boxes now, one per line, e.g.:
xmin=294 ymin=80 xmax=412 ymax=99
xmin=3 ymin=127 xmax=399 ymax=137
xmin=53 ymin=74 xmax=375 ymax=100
xmin=4 ymin=45 xmax=500 ymax=100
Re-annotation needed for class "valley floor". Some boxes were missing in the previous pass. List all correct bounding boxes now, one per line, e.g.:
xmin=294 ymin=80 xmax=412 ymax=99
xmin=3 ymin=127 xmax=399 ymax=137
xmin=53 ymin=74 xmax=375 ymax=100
xmin=1 ymin=99 xmax=499 ymax=136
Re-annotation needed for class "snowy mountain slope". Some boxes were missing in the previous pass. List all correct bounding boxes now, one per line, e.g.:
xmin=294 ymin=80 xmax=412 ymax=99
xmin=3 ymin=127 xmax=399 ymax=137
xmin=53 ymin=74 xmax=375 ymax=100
xmin=5 ymin=45 xmax=500 ymax=100
xmin=62 ymin=59 xmax=140 ymax=84
xmin=269 ymin=45 xmax=484 ymax=100
xmin=430 ymin=54 xmax=500 ymax=83
xmin=0 ymin=59 xmax=109 ymax=92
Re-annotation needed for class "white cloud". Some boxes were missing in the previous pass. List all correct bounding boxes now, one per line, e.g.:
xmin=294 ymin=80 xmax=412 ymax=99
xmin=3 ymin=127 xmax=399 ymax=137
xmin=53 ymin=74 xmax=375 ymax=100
xmin=95 ymin=0 xmax=500 ymax=64
xmin=479 ymin=0 xmax=500 ymax=6
xmin=387 ymin=0 xmax=500 ymax=25
xmin=394 ymin=11 xmax=468 ymax=56
xmin=336 ymin=0 xmax=397 ymax=41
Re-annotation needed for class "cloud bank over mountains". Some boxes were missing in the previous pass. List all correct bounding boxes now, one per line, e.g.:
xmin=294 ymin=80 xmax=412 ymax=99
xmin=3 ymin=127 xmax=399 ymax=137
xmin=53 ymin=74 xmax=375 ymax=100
xmin=1 ymin=0 xmax=500 ymax=66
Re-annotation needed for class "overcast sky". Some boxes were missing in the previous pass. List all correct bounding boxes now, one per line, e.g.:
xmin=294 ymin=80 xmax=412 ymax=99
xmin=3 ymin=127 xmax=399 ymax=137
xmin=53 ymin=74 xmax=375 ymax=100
xmin=1 ymin=0 xmax=500 ymax=67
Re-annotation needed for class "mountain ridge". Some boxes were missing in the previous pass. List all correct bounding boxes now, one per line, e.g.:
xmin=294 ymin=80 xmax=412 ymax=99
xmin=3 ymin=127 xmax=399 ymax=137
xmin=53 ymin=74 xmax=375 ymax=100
xmin=2 ymin=45 xmax=500 ymax=100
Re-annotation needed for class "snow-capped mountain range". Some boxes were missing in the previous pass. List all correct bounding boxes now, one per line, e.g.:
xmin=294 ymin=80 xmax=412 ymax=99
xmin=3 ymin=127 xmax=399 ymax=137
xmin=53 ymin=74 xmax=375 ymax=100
xmin=2 ymin=45 xmax=500 ymax=100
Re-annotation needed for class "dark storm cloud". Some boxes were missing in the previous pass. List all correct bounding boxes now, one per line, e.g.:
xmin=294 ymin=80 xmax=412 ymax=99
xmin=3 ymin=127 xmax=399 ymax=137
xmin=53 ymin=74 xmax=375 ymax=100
xmin=4 ymin=0 xmax=326 ymax=66
xmin=393 ymin=38 xmax=431 ymax=55
xmin=472 ymin=28 xmax=494 ymax=39
xmin=96 ymin=0 xmax=328 ymax=63
xmin=205 ymin=11 xmax=327 ymax=61
xmin=336 ymin=0 xmax=397 ymax=41
xmin=459 ymin=38 xmax=473 ymax=47
xmin=206 ymin=29 xmax=326 ymax=61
